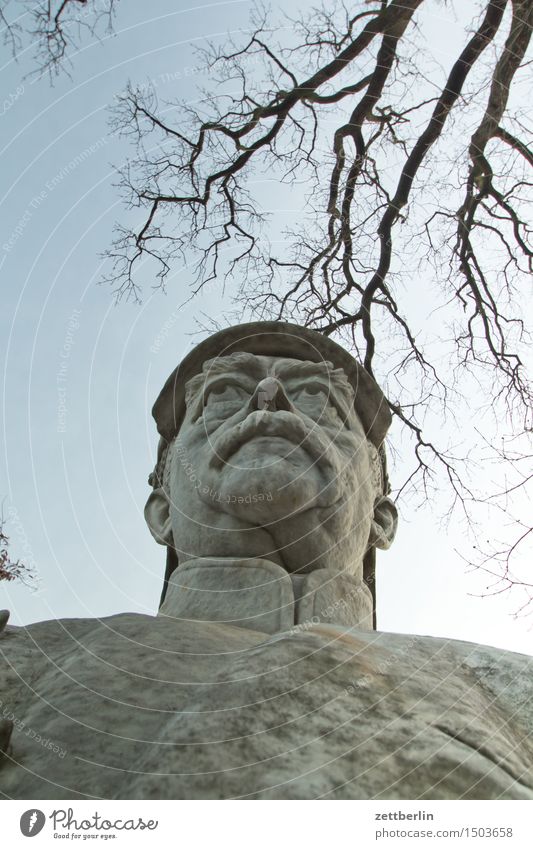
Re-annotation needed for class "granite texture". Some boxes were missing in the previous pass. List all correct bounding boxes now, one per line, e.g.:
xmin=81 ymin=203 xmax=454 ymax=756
xmin=1 ymin=589 xmax=531 ymax=799
xmin=2 ymin=325 xmax=530 ymax=800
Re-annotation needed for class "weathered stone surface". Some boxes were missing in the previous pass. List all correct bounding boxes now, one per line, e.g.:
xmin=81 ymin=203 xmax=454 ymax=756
xmin=0 ymin=719 xmax=13 ymax=755
xmin=145 ymin=345 xmax=398 ymax=623
xmin=2 ymin=321 xmax=530 ymax=800
xmin=158 ymin=558 xmax=373 ymax=632
xmin=0 ymin=609 xmax=531 ymax=799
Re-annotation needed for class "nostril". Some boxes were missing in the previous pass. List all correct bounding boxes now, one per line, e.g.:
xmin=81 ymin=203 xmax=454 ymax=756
xmin=274 ymin=385 xmax=292 ymax=412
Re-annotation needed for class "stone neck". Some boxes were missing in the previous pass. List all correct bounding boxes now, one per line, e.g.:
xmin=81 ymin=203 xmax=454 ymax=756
xmin=158 ymin=557 xmax=373 ymax=634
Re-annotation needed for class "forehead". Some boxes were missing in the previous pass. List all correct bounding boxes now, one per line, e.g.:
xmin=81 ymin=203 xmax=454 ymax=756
xmin=199 ymin=352 xmax=347 ymax=381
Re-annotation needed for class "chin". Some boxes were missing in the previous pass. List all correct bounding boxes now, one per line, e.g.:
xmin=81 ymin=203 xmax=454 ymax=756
xmin=206 ymin=463 xmax=337 ymax=524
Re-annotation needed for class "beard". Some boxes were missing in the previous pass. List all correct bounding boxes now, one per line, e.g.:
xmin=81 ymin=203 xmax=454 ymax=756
xmin=199 ymin=410 xmax=347 ymax=523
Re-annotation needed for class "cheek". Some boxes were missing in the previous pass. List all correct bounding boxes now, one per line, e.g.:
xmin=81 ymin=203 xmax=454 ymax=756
xmin=191 ymin=403 xmax=249 ymax=437
xmin=329 ymin=431 xmax=374 ymax=479
xmin=168 ymin=466 xmax=207 ymax=534
xmin=167 ymin=437 xmax=203 ymax=493
xmin=174 ymin=421 xmax=215 ymax=465
xmin=202 ymin=407 xmax=239 ymax=433
xmin=340 ymin=458 xmax=375 ymax=516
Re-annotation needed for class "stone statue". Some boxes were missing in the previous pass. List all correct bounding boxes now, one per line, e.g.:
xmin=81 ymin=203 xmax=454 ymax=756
xmin=0 ymin=322 xmax=532 ymax=800
xmin=145 ymin=324 xmax=397 ymax=632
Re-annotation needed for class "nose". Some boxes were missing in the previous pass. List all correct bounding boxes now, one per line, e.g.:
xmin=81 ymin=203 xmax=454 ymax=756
xmin=250 ymin=377 xmax=292 ymax=412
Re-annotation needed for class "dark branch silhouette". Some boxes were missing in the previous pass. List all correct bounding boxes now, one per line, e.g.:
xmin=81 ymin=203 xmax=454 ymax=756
xmin=0 ymin=0 xmax=117 ymax=77
xmin=0 ymin=513 xmax=34 ymax=586
xmin=102 ymin=0 xmax=532 ymax=608
xmin=1 ymin=0 xmax=531 ymax=608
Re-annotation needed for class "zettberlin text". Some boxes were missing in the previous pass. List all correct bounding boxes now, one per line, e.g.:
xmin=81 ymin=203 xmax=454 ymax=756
xmin=375 ymin=811 xmax=434 ymax=821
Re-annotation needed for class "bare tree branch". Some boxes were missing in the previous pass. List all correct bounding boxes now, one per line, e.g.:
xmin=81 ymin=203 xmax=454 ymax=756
xmin=0 ymin=0 xmax=117 ymax=77
xmin=0 ymin=510 xmax=34 ymax=587
xmin=5 ymin=0 xmax=530 ymax=608
xmin=102 ymin=7 xmax=532 ymax=604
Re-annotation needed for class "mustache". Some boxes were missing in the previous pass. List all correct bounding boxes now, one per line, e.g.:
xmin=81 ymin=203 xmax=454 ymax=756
xmin=208 ymin=410 xmax=340 ymax=471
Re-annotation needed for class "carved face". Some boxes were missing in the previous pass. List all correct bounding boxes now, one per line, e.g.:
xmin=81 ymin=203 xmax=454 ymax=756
xmin=146 ymin=353 xmax=397 ymax=576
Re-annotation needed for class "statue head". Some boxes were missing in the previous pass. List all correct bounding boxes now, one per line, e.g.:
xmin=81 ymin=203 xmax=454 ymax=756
xmin=145 ymin=322 xmax=397 ymax=622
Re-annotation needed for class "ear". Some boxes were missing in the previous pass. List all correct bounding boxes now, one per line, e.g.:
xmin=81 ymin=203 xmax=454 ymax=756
xmin=367 ymin=495 xmax=398 ymax=551
xmin=144 ymin=488 xmax=173 ymax=546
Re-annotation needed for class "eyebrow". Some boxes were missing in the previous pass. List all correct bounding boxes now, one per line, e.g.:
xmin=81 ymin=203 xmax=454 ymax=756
xmin=274 ymin=361 xmax=354 ymax=401
xmin=273 ymin=360 xmax=334 ymax=380
xmin=184 ymin=354 xmax=267 ymax=411
xmin=202 ymin=353 xmax=269 ymax=382
xmin=185 ymin=354 xmax=356 ymax=419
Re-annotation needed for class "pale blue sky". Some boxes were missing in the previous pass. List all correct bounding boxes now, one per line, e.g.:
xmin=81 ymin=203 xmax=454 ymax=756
xmin=1 ymin=0 xmax=532 ymax=655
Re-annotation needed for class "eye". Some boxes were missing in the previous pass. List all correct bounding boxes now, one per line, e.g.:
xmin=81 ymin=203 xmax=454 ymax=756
xmin=291 ymin=382 xmax=328 ymax=402
xmin=289 ymin=382 xmax=341 ymax=421
xmin=204 ymin=380 xmax=248 ymax=407
xmin=300 ymin=382 xmax=326 ymax=396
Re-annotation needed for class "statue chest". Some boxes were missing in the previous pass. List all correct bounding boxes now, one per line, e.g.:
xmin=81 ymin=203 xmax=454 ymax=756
xmin=1 ymin=616 xmax=532 ymax=799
